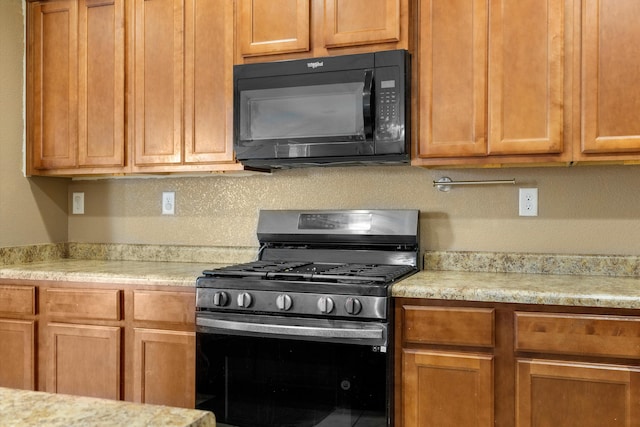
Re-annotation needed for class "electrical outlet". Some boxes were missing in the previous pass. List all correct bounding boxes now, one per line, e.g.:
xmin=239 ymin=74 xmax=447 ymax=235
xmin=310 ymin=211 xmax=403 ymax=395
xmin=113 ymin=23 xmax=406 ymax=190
xmin=162 ymin=191 xmax=175 ymax=215
xmin=72 ymin=192 xmax=84 ymax=215
xmin=519 ymin=188 xmax=538 ymax=217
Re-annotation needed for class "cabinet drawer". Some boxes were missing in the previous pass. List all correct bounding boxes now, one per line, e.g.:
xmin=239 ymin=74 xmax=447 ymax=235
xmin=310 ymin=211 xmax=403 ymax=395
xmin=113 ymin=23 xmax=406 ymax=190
xmin=0 ymin=285 xmax=36 ymax=315
xmin=515 ymin=312 xmax=640 ymax=359
xmin=46 ymin=288 xmax=121 ymax=321
xmin=402 ymin=306 xmax=495 ymax=347
xmin=133 ymin=290 xmax=195 ymax=326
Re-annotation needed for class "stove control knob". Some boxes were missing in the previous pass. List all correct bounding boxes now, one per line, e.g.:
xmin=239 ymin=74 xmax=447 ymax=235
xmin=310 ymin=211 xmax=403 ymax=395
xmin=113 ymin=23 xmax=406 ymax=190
xmin=276 ymin=294 xmax=293 ymax=311
xmin=317 ymin=297 xmax=335 ymax=314
xmin=212 ymin=291 xmax=229 ymax=307
xmin=237 ymin=292 xmax=253 ymax=308
xmin=344 ymin=297 xmax=362 ymax=315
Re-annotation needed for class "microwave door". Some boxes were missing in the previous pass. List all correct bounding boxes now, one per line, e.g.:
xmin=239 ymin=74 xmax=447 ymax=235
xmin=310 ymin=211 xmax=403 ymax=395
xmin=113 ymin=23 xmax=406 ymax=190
xmin=235 ymin=70 xmax=374 ymax=161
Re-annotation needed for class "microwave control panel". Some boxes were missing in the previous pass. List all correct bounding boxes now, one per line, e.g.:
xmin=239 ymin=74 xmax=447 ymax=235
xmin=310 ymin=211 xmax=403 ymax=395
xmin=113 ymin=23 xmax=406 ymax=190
xmin=375 ymin=65 xmax=404 ymax=144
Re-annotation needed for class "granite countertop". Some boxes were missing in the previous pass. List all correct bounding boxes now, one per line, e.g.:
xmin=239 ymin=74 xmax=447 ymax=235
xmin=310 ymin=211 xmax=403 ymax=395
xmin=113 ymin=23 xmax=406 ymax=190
xmin=0 ymin=259 xmax=224 ymax=287
xmin=392 ymin=270 xmax=640 ymax=309
xmin=0 ymin=387 xmax=215 ymax=427
xmin=2 ymin=245 xmax=640 ymax=309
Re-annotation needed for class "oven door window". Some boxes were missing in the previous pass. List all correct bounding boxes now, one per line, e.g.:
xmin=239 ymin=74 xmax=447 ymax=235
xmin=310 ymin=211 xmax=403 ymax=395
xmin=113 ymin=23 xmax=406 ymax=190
xmin=196 ymin=333 xmax=388 ymax=427
xmin=235 ymin=70 xmax=374 ymax=160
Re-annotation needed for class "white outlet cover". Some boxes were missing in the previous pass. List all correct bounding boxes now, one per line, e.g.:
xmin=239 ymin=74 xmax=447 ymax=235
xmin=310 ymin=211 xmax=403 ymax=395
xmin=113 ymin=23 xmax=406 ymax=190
xmin=519 ymin=188 xmax=538 ymax=217
xmin=162 ymin=191 xmax=175 ymax=215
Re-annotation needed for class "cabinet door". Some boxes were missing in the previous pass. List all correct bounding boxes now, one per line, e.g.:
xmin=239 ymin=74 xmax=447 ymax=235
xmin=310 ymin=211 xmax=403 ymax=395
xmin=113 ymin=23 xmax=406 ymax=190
xmin=415 ymin=0 xmax=488 ymax=158
xmin=78 ymin=0 xmax=125 ymax=168
xmin=488 ymin=0 xmax=564 ymax=155
xmin=132 ymin=328 xmax=195 ymax=408
xmin=183 ymin=0 xmax=235 ymax=164
xmin=133 ymin=0 xmax=184 ymax=166
xmin=237 ymin=0 xmax=310 ymax=58
xmin=29 ymin=0 xmax=78 ymax=171
xmin=0 ymin=319 xmax=35 ymax=390
xmin=46 ymin=323 xmax=121 ymax=400
xmin=581 ymin=0 xmax=640 ymax=155
xmin=516 ymin=359 xmax=640 ymax=427
xmin=402 ymin=349 xmax=494 ymax=427
xmin=323 ymin=0 xmax=401 ymax=48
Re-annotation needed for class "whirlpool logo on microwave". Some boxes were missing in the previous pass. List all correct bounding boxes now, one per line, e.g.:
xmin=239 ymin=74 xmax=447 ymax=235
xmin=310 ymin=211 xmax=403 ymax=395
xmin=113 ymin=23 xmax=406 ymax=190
xmin=307 ymin=61 xmax=324 ymax=69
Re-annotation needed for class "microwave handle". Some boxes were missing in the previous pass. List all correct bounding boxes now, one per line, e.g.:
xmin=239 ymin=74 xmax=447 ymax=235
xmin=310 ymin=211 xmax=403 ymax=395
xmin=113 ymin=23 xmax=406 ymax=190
xmin=363 ymin=70 xmax=374 ymax=138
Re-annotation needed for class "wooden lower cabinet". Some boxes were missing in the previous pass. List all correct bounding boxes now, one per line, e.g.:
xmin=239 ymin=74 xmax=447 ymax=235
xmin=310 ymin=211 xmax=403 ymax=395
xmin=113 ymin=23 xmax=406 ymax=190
xmin=396 ymin=298 xmax=640 ymax=427
xmin=132 ymin=328 xmax=195 ymax=408
xmin=402 ymin=349 xmax=494 ymax=426
xmin=516 ymin=359 xmax=640 ymax=427
xmin=0 ymin=284 xmax=37 ymax=390
xmin=46 ymin=322 xmax=121 ymax=399
xmin=0 ymin=319 xmax=36 ymax=390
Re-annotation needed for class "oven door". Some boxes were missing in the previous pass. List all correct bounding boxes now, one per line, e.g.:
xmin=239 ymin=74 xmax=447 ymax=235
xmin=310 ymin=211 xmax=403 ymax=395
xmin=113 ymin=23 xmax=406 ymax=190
xmin=196 ymin=312 xmax=391 ymax=427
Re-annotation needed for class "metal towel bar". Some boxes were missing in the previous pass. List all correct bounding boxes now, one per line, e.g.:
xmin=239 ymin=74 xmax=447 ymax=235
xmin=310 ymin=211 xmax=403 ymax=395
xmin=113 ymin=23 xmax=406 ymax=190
xmin=433 ymin=176 xmax=516 ymax=192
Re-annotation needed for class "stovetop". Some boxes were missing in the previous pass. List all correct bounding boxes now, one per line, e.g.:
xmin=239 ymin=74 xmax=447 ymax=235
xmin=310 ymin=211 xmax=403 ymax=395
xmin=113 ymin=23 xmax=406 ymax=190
xmin=202 ymin=261 xmax=416 ymax=284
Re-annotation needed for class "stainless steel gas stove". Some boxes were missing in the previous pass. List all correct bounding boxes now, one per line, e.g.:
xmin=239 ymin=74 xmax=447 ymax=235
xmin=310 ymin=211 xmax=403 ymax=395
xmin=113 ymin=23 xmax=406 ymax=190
xmin=195 ymin=209 xmax=419 ymax=427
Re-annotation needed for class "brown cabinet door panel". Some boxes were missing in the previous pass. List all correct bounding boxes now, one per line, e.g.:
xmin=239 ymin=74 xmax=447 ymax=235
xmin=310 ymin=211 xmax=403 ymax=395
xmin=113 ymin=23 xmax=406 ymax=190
xmin=323 ymin=0 xmax=400 ymax=48
xmin=184 ymin=0 xmax=235 ymax=164
xmin=237 ymin=0 xmax=310 ymax=58
xmin=133 ymin=0 xmax=184 ymax=166
xmin=47 ymin=323 xmax=121 ymax=400
xmin=402 ymin=349 xmax=494 ymax=427
xmin=517 ymin=359 xmax=640 ymax=427
xmin=0 ymin=319 xmax=35 ymax=390
xmin=488 ymin=0 xmax=564 ymax=155
xmin=416 ymin=0 xmax=488 ymax=158
xmin=132 ymin=328 xmax=195 ymax=408
xmin=78 ymin=0 xmax=125 ymax=167
xmin=29 ymin=0 xmax=78 ymax=170
xmin=581 ymin=0 xmax=640 ymax=155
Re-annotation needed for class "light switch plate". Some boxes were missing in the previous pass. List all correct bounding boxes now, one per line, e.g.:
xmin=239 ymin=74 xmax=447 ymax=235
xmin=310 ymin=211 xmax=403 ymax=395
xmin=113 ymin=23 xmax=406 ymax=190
xmin=72 ymin=192 xmax=84 ymax=215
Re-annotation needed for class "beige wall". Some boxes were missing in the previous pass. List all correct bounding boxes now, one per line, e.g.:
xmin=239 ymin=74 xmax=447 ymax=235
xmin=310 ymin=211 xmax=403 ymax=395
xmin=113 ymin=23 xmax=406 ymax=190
xmin=68 ymin=164 xmax=640 ymax=256
xmin=3 ymin=0 xmax=640 ymax=256
xmin=0 ymin=0 xmax=68 ymax=247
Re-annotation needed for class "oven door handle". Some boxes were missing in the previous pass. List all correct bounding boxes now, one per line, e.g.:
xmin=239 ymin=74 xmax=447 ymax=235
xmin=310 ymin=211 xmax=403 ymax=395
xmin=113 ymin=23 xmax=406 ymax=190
xmin=196 ymin=316 xmax=385 ymax=342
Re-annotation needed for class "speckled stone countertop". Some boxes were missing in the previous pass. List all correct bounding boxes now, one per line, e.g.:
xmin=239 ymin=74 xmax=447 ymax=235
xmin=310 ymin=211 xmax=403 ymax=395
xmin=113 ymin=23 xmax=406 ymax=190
xmin=2 ymin=244 xmax=640 ymax=309
xmin=392 ymin=270 xmax=640 ymax=309
xmin=0 ymin=259 xmax=223 ymax=287
xmin=0 ymin=387 xmax=215 ymax=427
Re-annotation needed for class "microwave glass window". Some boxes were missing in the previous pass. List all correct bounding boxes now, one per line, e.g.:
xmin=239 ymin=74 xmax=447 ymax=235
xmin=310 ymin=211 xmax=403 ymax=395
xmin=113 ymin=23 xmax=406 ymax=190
xmin=240 ymin=83 xmax=365 ymax=141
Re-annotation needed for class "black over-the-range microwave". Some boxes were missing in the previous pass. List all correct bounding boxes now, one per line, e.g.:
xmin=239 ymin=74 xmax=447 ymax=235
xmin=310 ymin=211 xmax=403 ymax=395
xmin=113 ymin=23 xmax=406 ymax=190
xmin=233 ymin=50 xmax=410 ymax=170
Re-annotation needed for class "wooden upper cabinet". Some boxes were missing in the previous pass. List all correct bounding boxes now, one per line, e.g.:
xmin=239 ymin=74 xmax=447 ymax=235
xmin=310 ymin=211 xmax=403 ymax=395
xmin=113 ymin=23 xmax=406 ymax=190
xmin=415 ymin=0 xmax=488 ymax=158
xmin=323 ymin=0 xmax=401 ymax=48
xmin=237 ymin=0 xmax=310 ymax=58
xmin=29 ymin=0 xmax=78 ymax=171
xmin=78 ymin=0 xmax=125 ymax=168
xmin=414 ymin=0 xmax=571 ymax=165
xmin=488 ymin=0 xmax=564 ymax=156
xmin=579 ymin=0 xmax=640 ymax=158
xmin=132 ymin=0 xmax=238 ymax=171
xmin=133 ymin=0 xmax=183 ymax=167
xmin=28 ymin=0 xmax=126 ymax=175
xmin=236 ymin=0 xmax=409 ymax=63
